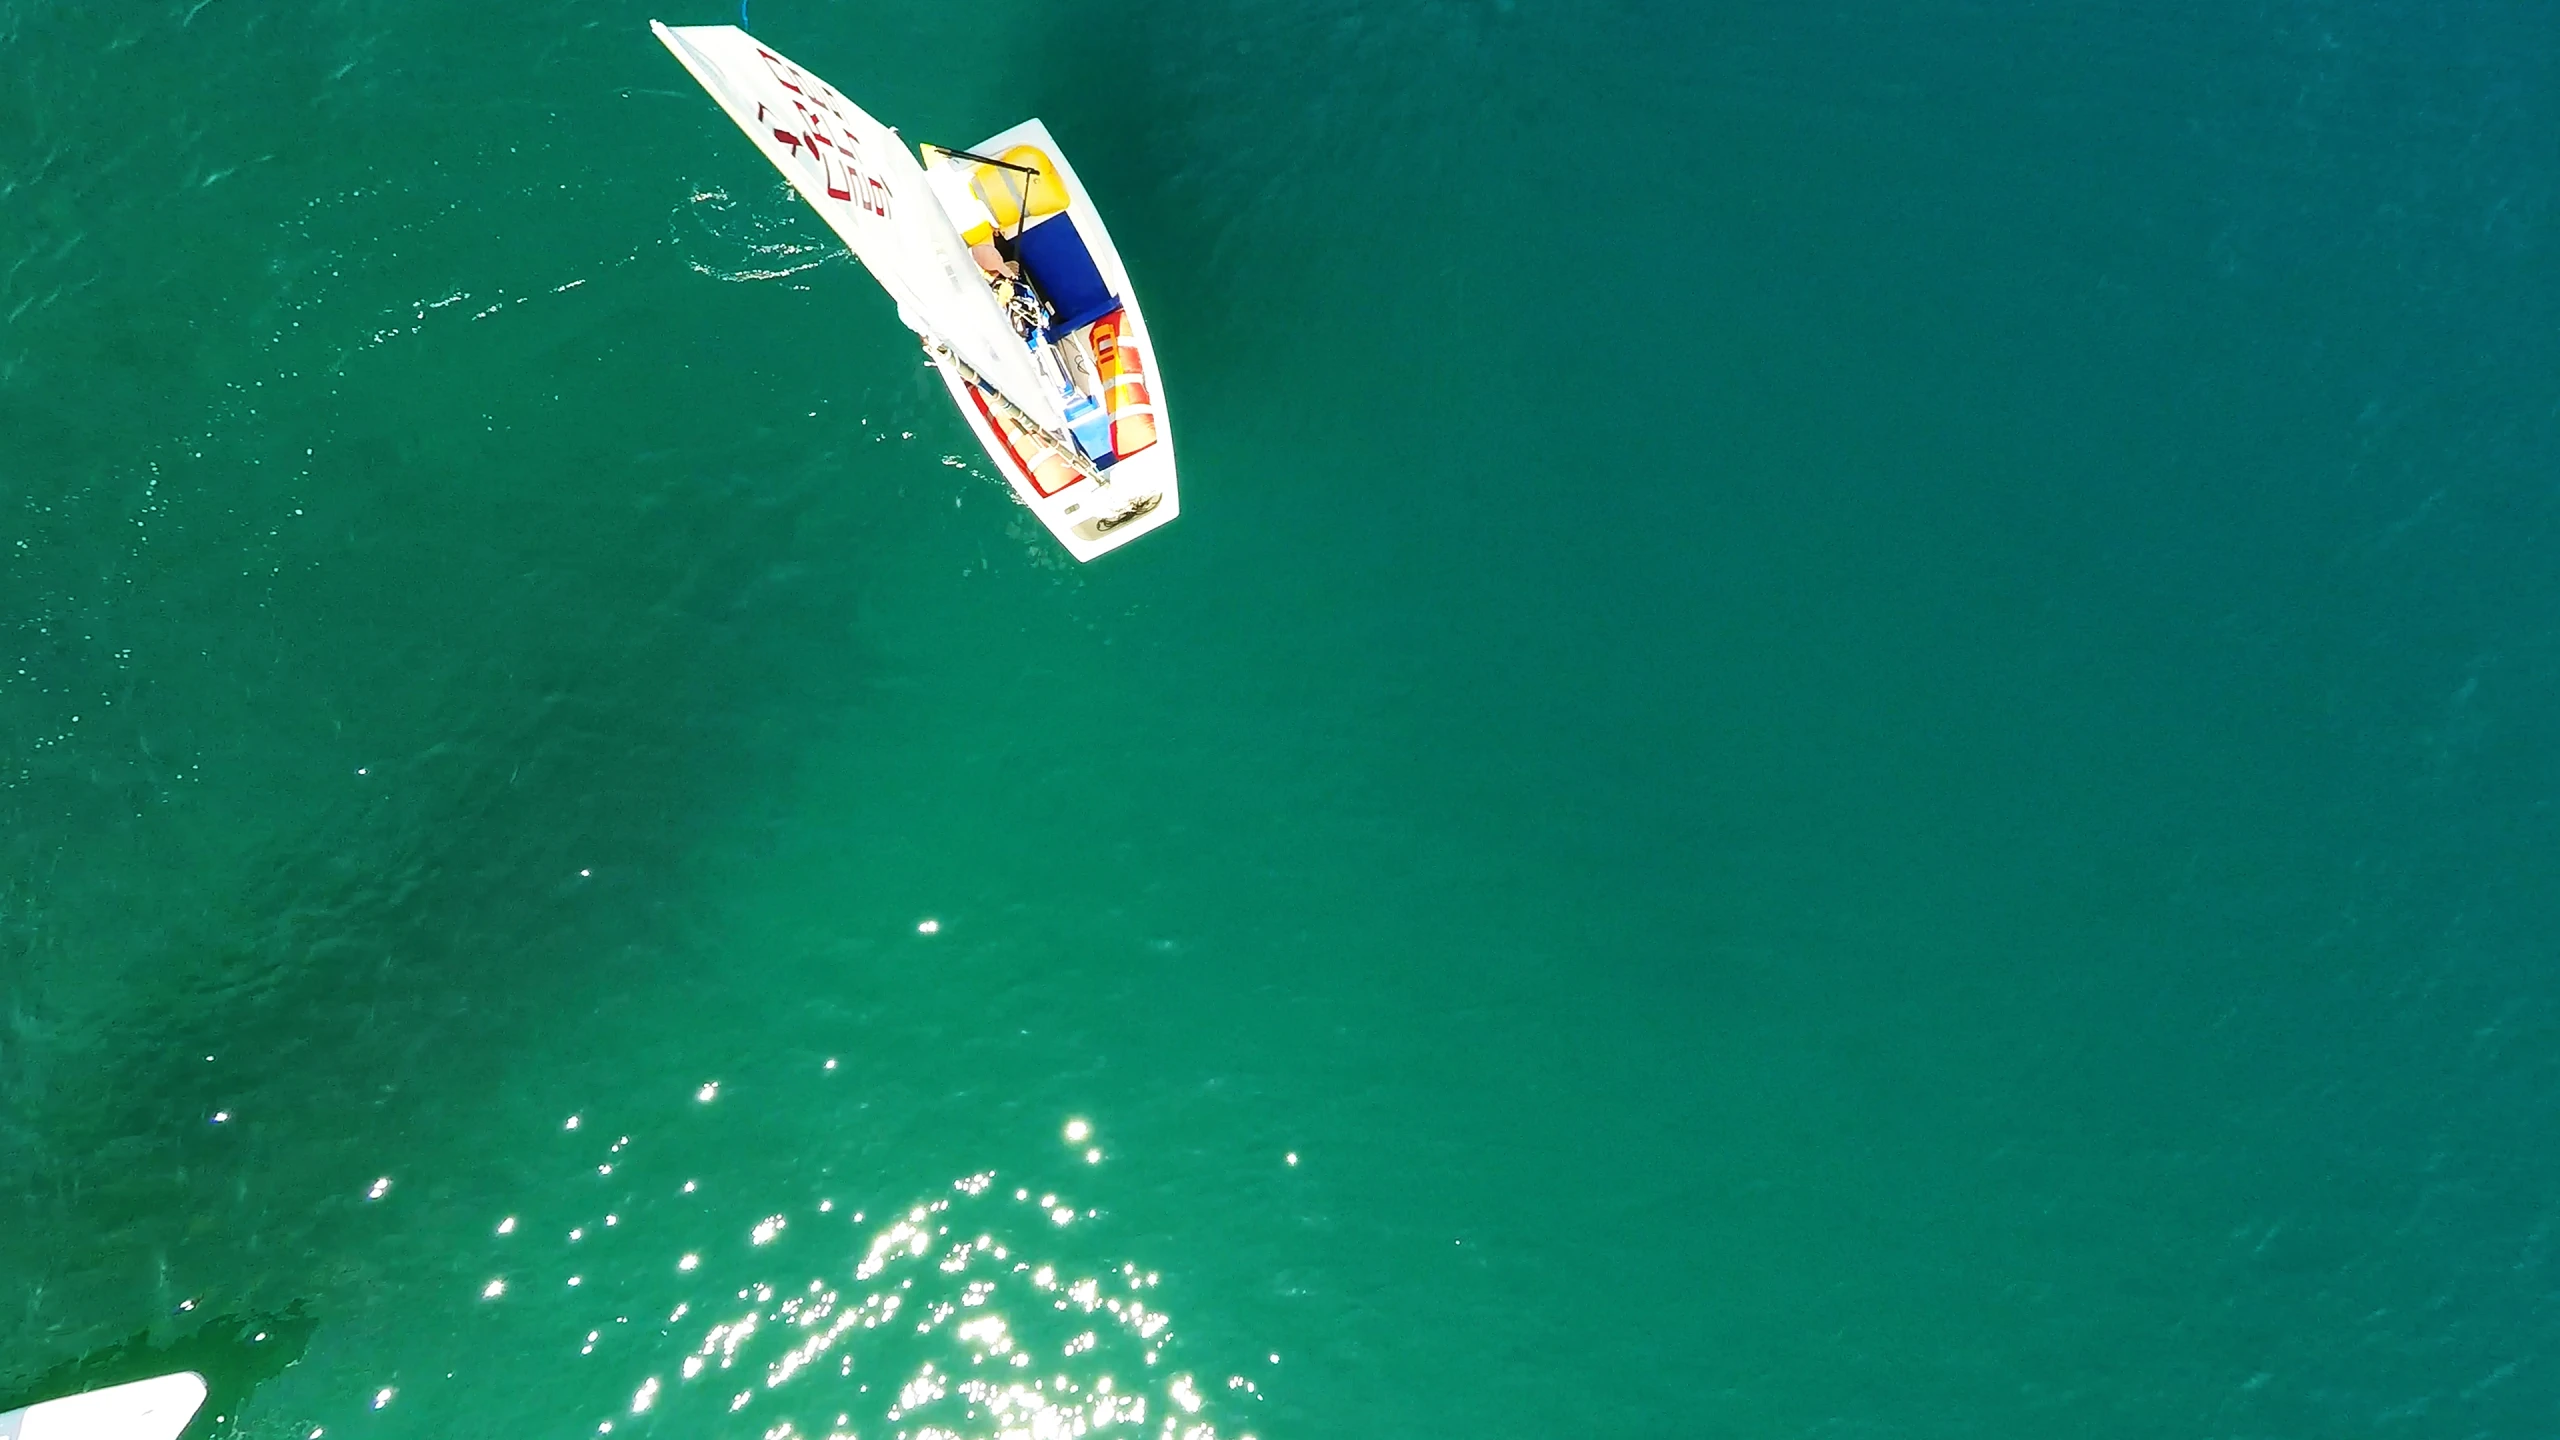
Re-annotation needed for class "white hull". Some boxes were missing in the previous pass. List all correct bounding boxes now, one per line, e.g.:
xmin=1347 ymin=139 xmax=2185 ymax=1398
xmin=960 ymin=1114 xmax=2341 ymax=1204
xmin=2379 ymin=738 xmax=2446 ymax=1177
xmin=0 ymin=1372 xmax=207 ymax=1440
xmin=924 ymin=120 xmax=1180 ymax=561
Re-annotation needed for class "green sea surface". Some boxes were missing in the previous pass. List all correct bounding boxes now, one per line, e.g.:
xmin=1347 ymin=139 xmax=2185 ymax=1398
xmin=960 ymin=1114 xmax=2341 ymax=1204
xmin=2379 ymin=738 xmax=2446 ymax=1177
xmin=6 ymin=0 xmax=2558 ymax=1435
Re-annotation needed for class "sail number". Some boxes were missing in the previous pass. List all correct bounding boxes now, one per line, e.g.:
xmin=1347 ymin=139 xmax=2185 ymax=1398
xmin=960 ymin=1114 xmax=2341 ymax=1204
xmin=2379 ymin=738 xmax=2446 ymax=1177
xmin=754 ymin=48 xmax=892 ymax=219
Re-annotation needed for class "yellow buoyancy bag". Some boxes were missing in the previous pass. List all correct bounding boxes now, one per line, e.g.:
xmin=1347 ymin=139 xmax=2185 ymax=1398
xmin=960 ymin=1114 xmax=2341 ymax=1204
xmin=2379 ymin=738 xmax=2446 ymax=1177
xmin=970 ymin=146 xmax=1071 ymax=233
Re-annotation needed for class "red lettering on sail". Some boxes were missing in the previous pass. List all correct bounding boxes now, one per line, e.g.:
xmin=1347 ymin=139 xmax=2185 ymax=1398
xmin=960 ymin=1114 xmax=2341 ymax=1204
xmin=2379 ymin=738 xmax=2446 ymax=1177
xmin=750 ymin=49 xmax=890 ymax=218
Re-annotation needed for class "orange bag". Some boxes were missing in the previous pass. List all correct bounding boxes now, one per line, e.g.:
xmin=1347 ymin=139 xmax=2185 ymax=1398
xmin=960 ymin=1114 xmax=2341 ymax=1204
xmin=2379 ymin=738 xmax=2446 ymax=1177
xmin=1088 ymin=311 xmax=1159 ymax=458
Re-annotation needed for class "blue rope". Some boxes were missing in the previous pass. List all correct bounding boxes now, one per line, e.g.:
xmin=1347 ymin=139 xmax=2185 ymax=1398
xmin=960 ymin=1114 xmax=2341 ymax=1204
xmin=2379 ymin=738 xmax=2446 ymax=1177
xmin=738 ymin=0 xmax=749 ymax=29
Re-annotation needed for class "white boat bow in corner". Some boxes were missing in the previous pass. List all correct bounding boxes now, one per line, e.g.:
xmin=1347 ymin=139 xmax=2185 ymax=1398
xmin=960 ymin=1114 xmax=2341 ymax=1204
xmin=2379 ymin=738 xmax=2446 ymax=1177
xmin=0 ymin=1372 xmax=207 ymax=1440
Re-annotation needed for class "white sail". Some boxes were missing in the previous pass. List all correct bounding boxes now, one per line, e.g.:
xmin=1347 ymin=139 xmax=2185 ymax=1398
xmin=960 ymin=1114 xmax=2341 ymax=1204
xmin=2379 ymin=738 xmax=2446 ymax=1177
xmin=650 ymin=23 xmax=1065 ymax=431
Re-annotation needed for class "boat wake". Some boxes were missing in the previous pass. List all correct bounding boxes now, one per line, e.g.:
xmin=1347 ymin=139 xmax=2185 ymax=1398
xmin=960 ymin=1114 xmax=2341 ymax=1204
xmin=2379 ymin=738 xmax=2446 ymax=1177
xmin=673 ymin=185 xmax=835 ymax=285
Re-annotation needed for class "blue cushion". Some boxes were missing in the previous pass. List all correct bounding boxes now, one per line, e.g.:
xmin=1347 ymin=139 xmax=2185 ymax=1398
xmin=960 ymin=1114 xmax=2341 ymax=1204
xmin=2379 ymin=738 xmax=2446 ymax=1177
xmin=1015 ymin=215 xmax=1120 ymax=341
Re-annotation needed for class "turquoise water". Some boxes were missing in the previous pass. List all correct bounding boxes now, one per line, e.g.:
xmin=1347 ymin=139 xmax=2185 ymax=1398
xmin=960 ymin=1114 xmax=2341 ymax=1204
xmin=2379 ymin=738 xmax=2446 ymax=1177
xmin=6 ymin=0 xmax=2558 ymax=1434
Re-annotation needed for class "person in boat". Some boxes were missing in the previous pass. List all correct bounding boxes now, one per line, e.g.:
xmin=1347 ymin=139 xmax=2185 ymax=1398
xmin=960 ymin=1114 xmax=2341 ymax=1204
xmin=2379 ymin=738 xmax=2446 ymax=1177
xmin=970 ymin=238 xmax=1028 ymax=320
xmin=970 ymin=236 xmax=1052 ymax=341
xmin=970 ymin=239 xmax=1017 ymax=280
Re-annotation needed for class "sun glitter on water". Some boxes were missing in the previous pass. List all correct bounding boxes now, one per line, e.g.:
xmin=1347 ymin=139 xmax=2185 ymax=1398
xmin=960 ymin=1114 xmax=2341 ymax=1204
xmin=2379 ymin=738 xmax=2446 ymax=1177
xmin=574 ymin=1165 xmax=1260 ymax=1440
xmin=444 ymin=1090 xmax=1265 ymax=1440
xmin=317 ymin=1077 xmax=1267 ymax=1440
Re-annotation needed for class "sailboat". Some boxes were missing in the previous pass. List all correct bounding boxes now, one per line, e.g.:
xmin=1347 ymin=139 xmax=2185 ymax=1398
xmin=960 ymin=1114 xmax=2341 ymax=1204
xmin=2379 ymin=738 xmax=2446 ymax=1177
xmin=650 ymin=23 xmax=1179 ymax=561
xmin=0 ymin=1372 xmax=207 ymax=1440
